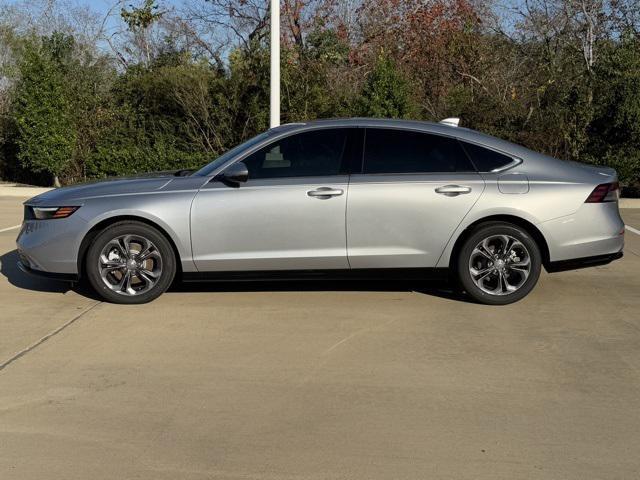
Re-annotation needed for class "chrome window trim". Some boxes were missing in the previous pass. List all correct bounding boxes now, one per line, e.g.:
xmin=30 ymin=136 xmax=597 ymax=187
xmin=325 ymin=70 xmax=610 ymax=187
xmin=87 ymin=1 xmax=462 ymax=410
xmin=489 ymin=157 xmax=523 ymax=173
xmin=203 ymin=122 xmax=525 ymax=179
xmin=458 ymin=139 xmax=524 ymax=173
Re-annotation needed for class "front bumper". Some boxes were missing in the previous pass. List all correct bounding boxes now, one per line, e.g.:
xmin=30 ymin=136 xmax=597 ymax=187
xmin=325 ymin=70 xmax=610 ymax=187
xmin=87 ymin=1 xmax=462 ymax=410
xmin=16 ymin=214 xmax=86 ymax=275
xmin=17 ymin=259 xmax=79 ymax=282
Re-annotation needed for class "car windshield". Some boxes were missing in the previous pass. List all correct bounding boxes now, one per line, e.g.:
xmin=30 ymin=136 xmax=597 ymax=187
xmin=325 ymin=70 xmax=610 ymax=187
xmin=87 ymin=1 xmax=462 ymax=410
xmin=193 ymin=131 xmax=272 ymax=176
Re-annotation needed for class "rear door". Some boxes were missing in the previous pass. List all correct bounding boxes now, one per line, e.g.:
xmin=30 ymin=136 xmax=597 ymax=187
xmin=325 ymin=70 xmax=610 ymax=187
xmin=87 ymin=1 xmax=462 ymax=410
xmin=346 ymin=128 xmax=485 ymax=269
xmin=191 ymin=128 xmax=355 ymax=272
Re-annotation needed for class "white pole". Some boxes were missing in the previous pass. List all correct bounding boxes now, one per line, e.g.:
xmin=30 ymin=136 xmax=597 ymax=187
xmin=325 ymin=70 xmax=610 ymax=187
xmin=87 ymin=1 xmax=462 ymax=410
xmin=270 ymin=0 xmax=280 ymax=128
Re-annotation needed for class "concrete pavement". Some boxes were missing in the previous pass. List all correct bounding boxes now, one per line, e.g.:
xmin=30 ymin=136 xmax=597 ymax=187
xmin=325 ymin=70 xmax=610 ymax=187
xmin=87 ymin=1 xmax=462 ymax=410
xmin=0 ymin=185 xmax=52 ymax=198
xmin=1 ymin=195 xmax=640 ymax=479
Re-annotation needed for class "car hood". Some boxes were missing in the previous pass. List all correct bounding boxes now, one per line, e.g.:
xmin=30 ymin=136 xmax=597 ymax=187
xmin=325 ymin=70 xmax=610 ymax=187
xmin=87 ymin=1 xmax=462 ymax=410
xmin=25 ymin=175 xmax=178 ymax=205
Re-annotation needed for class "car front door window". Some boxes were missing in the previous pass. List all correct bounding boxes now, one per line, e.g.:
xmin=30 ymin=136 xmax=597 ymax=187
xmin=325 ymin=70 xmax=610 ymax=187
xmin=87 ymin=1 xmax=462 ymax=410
xmin=241 ymin=129 xmax=348 ymax=179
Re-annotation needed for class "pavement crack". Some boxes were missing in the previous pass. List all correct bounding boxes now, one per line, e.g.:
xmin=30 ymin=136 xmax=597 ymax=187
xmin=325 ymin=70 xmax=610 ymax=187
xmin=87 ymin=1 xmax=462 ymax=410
xmin=0 ymin=301 xmax=102 ymax=372
xmin=625 ymin=247 xmax=639 ymax=257
xmin=297 ymin=317 xmax=399 ymax=387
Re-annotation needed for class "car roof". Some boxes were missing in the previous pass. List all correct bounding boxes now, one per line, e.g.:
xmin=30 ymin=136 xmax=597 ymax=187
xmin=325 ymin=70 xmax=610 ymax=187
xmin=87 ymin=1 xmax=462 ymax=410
xmin=292 ymin=117 xmax=432 ymax=126
xmin=277 ymin=117 xmax=448 ymax=131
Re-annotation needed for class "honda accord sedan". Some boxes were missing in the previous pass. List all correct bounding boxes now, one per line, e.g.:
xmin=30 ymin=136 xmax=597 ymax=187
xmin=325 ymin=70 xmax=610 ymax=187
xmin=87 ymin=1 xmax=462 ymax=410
xmin=17 ymin=118 xmax=625 ymax=305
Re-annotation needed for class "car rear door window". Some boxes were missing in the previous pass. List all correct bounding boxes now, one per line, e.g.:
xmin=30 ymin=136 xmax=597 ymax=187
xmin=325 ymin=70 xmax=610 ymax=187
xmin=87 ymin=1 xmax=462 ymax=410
xmin=460 ymin=142 xmax=514 ymax=172
xmin=362 ymin=128 xmax=475 ymax=174
xmin=242 ymin=129 xmax=348 ymax=179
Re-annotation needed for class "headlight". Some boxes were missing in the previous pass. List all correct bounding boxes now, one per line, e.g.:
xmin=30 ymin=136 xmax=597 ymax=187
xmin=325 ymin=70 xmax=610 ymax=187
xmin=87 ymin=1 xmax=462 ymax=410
xmin=29 ymin=206 xmax=80 ymax=220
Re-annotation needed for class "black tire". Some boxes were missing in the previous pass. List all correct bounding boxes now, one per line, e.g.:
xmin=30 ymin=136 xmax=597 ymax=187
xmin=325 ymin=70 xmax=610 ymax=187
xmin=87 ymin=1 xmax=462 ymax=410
xmin=85 ymin=221 xmax=176 ymax=304
xmin=456 ymin=222 xmax=541 ymax=305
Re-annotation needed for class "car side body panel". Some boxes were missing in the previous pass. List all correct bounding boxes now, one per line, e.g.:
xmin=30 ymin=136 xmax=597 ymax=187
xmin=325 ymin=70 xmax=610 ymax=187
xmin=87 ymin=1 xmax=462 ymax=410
xmin=19 ymin=176 xmax=204 ymax=274
xmin=347 ymin=173 xmax=485 ymax=268
xmin=435 ymin=171 xmax=625 ymax=268
xmin=17 ymin=118 xmax=625 ymax=283
xmin=191 ymin=176 xmax=350 ymax=271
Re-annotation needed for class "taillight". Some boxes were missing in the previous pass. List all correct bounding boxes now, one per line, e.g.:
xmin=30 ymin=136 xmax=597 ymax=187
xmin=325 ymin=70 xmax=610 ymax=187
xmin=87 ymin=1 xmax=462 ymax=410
xmin=585 ymin=182 xmax=619 ymax=203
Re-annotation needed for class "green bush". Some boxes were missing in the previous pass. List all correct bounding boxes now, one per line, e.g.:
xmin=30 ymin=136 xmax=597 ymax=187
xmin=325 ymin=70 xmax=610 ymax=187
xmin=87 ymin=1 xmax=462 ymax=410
xmin=11 ymin=33 xmax=77 ymax=186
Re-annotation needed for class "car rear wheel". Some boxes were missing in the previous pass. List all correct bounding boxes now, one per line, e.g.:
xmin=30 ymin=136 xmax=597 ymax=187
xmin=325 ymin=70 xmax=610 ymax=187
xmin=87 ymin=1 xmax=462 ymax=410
xmin=86 ymin=221 xmax=176 ymax=304
xmin=457 ymin=222 xmax=541 ymax=305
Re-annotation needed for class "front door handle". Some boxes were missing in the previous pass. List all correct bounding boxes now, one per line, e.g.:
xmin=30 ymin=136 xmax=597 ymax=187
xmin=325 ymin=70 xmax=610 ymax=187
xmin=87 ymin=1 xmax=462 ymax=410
xmin=435 ymin=185 xmax=472 ymax=196
xmin=307 ymin=187 xmax=344 ymax=199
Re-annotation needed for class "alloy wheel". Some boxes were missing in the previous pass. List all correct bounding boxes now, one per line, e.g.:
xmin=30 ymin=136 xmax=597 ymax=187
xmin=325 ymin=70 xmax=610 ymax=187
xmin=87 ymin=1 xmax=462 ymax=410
xmin=98 ymin=234 xmax=163 ymax=296
xmin=468 ymin=234 xmax=531 ymax=296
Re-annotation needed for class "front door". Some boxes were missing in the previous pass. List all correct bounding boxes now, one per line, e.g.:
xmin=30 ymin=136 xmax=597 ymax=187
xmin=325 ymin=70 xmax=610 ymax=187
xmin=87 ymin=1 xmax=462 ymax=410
xmin=191 ymin=128 xmax=354 ymax=272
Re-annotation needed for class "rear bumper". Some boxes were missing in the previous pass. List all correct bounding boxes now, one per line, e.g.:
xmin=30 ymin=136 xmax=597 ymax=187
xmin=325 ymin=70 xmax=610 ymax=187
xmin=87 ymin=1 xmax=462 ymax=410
xmin=538 ymin=202 xmax=625 ymax=262
xmin=546 ymin=251 xmax=623 ymax=273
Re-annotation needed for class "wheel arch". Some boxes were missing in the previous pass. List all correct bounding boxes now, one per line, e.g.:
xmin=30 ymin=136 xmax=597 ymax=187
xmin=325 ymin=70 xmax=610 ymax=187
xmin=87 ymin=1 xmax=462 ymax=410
xmin=77 ymin=215 xmax=183 ymax=279
xmin=448 ymin=215 xmax=551 ymax=272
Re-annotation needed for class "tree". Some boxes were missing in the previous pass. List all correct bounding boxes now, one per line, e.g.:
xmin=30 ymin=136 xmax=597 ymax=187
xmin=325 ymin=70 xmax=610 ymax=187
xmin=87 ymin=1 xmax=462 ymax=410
xmin=587 ymin=32 xmax=640 ymax=181
xmin=87 ymin=52 xmax=220 ymax=177
xmin=121 ymin=0 xmax=164 ymax=65
xmin=356 ymin=52 xmax=414 ymax=118
xmin=0 ymin=0 xmax=638 ymax=187
xmin=12 ymin=33 xmax=77 ymax=186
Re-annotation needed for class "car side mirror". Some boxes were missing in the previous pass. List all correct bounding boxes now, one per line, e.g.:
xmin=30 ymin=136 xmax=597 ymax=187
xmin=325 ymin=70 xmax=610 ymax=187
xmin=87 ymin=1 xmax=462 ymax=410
xmin=215 ymin=162 xmax=249 ymax=187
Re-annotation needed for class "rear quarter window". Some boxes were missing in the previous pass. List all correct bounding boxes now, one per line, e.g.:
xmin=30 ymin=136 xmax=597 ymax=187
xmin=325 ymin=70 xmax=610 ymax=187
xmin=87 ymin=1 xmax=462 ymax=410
xmin=461 ymin=142 xmax=515 ymax=172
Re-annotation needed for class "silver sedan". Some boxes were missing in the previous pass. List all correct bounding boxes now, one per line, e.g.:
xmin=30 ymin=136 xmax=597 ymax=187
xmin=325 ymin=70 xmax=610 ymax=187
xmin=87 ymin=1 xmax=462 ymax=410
xmin=16 ymin=118 xmax=625 ymax=304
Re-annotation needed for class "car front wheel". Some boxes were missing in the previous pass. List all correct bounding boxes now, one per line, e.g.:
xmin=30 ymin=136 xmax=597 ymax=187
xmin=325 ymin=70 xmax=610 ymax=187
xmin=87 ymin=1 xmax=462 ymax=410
xmin=85 ymin=221 xmax=176 ymax=304
xmin=457 ymin=222 xmax=542 ymax=305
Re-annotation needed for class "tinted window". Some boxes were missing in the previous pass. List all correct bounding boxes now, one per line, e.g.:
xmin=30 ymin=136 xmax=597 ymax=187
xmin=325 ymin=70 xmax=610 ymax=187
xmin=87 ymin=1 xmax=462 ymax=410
xmin=461 ymin=142 xmax=514 ymax=172
xmin=242 ymin=129 xmax=348 ymax=179
xmin=195 ymin=131 xmax=271 ymax=176
xmin=363 ymin=129 xmax=475 ymax=174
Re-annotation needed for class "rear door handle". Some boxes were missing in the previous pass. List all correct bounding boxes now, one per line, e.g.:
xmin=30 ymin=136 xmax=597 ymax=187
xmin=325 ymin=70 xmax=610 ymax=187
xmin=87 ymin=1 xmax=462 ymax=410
xmin=307 ymin=187 xmax=344 ymax=199
xmin=435 ymin=185 xmax=472 ymax=196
